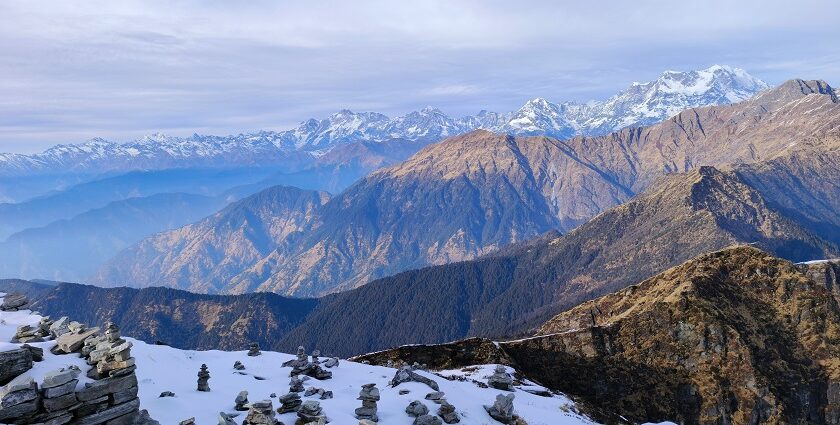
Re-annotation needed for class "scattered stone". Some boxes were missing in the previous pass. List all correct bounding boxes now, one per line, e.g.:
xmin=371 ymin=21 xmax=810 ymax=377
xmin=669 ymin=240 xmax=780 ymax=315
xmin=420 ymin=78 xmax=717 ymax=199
xmin=0 ymin=293 xmax=28 ymax=311
xmin=484 ymin=393 xmax=515 ymax=424
xmin=159 ymin=391 xmax=175 ymax=398
xmin=413 ymin=415 xmax=443 ymax=425
xmin=247 ymin=342 xmax=262 ymax=357
xmin=399 ymin=389 xmax=410 ymax=395
xmin=391 ymin=366 xmax=440 ymax=391
xmin=437 ymin=401 xmax=460 ymax=423
xmin=323 ymin=358 xmax=339 ymax=368
xmin=243 ymin=399 xmax=279 ymax=425
xmin=218 ymin=412 xmax=238 ymax=425
xmin=235 ymin=390 xmax=249 ymax=411
xmin=424 ymin=392 xmax=445 ymax=403
xmin=197 ymin=364 xmax=211 ymax=392
xmin=297 ymin=400 xmax=326 ymax=423
xmin=234 ymin=360 xmax=246 ymax=370
xmin=277 ymin=392 xmax=302 ymax=414
xmin=487 ymin=365 xmax=514 ymax=391
xmin=354 ymin=383 xmax=380 ymax=422
xmin=320 ymin=391 xmax=333 ymax=400
xmin=179 ymin=418 xmax=196 ymax=425
xmin=405 ymin=400 xmax=429 ymax=417
xmin=290 ymin=375 xmax=304 ymax=393
xmin=270 ymin=393 xmax=277 ymax=398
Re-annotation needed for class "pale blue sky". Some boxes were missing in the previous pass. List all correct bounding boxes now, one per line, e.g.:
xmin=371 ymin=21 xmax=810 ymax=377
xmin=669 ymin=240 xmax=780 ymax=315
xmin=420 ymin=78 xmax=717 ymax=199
xmin=1 ymin=0 xmax=838 ymax=153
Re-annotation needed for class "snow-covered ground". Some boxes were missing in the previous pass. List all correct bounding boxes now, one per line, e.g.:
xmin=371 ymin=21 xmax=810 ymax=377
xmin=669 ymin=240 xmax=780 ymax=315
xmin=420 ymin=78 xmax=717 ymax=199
xmin=1 ymin=293 xmax=598 ymax=424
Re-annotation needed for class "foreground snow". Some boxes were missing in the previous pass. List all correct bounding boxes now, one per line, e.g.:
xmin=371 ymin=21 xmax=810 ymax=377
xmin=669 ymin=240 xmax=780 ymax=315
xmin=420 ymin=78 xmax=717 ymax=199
xmin=1 ymin=293 xmax=596 ymax=424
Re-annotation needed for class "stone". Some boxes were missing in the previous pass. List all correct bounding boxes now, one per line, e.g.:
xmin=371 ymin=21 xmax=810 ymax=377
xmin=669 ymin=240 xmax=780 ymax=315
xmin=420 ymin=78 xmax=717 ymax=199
xmin=197 ymin=363 xmax=210 ymax=392
xmin=1 ymin=388 xmax=38 ymax=409
xmin=391 ymin=366 xmax=440 ymax=391
xmin=0 ymin=293 xmax=28 ymax=311
xmin=487 ymin=365 xmax=514 ymax=391
xmin=310 ymin=350 xmax=321 ymax=364
xmin=110 ymin=385 xmax=138 ymax=404
xmin=180 ymin=418 xmax=196 ymax=425
xmin=413 ymin=415 xmax=443 ymax=425
xmin=42 ymin=367 xmax=81 ymax=389
xmin=234 ymin=360 xmax=246 ymax=370
xmin=43 ymin=379 xmax=78 ymax=398
xmin=20 ymin=344 xmax=44 ymax=362
xmin=97 ymin=358 xmax=136 ymax=375
xmin=68 ymin=397 xmax=140 ymax=425
xmin=359 ymin=421 xmax=376 ymax=425
xmin=55 ymin=327 xmax=99 ymax=353
xmin=277 ymin=392 xmax=302 ymax=414
xmin=323 ymin=358 xmax=339 ymax=368
xmin=320 ymin=391 xmax=333 ymax=400
xmin=290 ymin=375 xmax=304 ymax=393
xmin=159 ymin=391 xmax=175 ymax=398
xmin=2 ymin=373 xmax=36 ymax=394
xmin=355 ymin=383 xmax=380 ymax=422
xmin=247 ymin=342 xmax=262 ymax=357
xmin=297 ymin=400 xmax=325 ymax=423
xmin=424 ymin=391 xmax=444 ymax=403
xmin=399 ymin=389 xmax=410 ymax=395
xmin=405 ymin=400 xmax=429 ymax=417
xmin=76 ymin=373 xmax=138 ymax=402
xmin=42 ymin=392 xmax=78 ymax=412
xmin=243 ymin=399 xmax=278 ymax=425
xmin=218 ymin=411 xmax=238 ymax=425
xmin=49 ymin=317 xmax=70 ymax=338
xmin=437 ymin=401 xmax=459 ymax=423
xmin=0 ymin=348 xmax=33 ymax=383
xmin=0 ymin=398 xmax=38 ymax=421
xmin=484 ymin=393 xmax=515 ymax=424
xmin=235 ymin=390 xmax=250 ymax=411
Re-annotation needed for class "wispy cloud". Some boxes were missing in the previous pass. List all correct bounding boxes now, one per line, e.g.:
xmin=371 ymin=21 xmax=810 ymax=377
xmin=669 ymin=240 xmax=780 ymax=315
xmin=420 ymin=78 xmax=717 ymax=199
xmin=0 ymin=0 xmax=838 ymax=152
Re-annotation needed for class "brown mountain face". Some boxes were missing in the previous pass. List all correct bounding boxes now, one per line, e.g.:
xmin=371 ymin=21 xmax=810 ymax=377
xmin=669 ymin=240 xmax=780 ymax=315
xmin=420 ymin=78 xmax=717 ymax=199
xmin=355 ymin=246 xmax=840 ymax=425
xmin=94 ymin=79 xmax=840 ymax=296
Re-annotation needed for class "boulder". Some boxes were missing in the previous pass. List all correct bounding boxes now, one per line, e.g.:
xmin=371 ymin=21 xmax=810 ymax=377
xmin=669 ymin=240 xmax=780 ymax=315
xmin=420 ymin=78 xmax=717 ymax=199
xmin=484 ymin=393 xmax=515 ymax=424
xmin=0 ymin=348 xmax=32 ymax=384
xmin=405 ymin=400 xmax=429 ymax=417
xmin=55 ymin=327 xmax=100 ymax=353
xmin=391 ymin=366 xmax=440 ymax=391
xmin=218 ymin=411 xmax=238 ymax=425
xmin=0 ymin=293 xmax=28 ymax=311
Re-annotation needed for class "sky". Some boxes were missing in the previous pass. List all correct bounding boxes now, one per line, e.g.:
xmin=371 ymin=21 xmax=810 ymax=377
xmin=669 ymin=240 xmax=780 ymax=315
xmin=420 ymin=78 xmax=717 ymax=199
xmin=1 ymin=0 xmax=839 ymax=153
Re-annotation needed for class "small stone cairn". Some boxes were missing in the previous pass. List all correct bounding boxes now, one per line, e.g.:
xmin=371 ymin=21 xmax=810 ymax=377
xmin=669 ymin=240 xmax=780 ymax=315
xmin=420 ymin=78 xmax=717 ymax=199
xmin=354 ymin=383 xmax=380 ymax=422
xmin=243 ymin=400 xmax=281 ymax=425
xmin=248 ymin=342 xmax=262 ymax=357
xmin=277 ymin=392 xmax=302 ymax=414
xmin=437 ymin=401 xmax=460 ymax=423
xmin=290 ymin=375 xmax=304 ymax=393
xmin=484 ymin=393 xmax=515 ymax=424
xmin=235 ymin=390 xmax=250 ymax=411
xmin=296 ymin=400 xmax=326 ymax=424
xmin=282 ymin=346 xmax=332 ymax=380
xmin=197 ymin=364 xmax=211 ymax=392
xmin=487 ymin=365 xmax=514 ymax=391
xmin=234 ymin=360 xmax=246 ymax=370
xmin=405 ymin=400 xmax=429 ymax=417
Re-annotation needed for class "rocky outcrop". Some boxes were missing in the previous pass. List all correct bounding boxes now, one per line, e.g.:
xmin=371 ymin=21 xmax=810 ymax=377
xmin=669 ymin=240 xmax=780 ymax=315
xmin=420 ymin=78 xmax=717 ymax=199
xmin=355 ymin=247 xmax=840 ymax=424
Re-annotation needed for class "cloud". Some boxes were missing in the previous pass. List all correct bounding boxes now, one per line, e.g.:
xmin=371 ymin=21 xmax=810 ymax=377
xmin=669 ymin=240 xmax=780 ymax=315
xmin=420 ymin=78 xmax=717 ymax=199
xmin=0 ymin=0 xmax=838 ymax=152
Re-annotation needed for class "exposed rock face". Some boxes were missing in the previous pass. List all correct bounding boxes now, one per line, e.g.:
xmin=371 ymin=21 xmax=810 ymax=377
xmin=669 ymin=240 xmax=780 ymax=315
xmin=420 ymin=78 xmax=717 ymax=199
xmin=0 ymin=349 xmax=33 ymax=384
xmin=96 ymin=80 xmax=840 ymax=297
xmin=356 ymin=246 xmax=840 ymax=425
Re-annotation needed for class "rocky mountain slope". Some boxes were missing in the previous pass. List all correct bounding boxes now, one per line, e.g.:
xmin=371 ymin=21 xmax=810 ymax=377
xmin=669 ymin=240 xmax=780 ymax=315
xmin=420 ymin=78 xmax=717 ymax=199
xmin=353 ymin=246 xmax=840 ymax=424
xmin=0 ymin=65 xmax=765 ymax=178
xmin=96 ymin=79 xmax=840 ymax=296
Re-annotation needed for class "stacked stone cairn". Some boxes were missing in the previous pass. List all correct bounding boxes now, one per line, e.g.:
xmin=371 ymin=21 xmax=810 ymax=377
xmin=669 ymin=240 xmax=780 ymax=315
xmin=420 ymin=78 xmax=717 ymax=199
xmin=243 ymin=399 xmax=281 ymax=424
xmin=484 ymin=393 xmax=515 ymax=424
xmin=0 ymin=319 xmax=158 ymax=424
xmin=234 ymin=360 xmax=246 ymax=370
xmin=196 ymin=364 xmax=211 ymax=391
xmin=405 ymin=400 xmax=429 ymax=417
xmin=487 ymin=365 xmax=514 ymax=391
xmin=235 ymin=390 xmax=250 ymax=411
xmin=413 ymin=415 xmax=443 ymax=425
xmin=354 ymin=383 xmax=380 ymax=422
xmin=437 ymin=401 xmax=460 ymax=423
xmin=296 ymin=400 xmax=326 ymax=424
xmin=248 ymin=342 xmax=262 ymax=357
xmin=277 ymin=392 xmax=302 ymax=414
xmin=11 ymin=314 xmax=57 ymax=344
xmin=290 ymin=375 xmax=304 ymax=393
xmin=282 ymin=346 xmax=332 ymax=380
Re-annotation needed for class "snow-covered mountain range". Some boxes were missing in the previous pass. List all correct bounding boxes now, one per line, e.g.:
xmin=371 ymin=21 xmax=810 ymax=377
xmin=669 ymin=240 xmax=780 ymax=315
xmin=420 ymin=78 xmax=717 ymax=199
xmin=0 ymin=65 xmax=767 ymax=177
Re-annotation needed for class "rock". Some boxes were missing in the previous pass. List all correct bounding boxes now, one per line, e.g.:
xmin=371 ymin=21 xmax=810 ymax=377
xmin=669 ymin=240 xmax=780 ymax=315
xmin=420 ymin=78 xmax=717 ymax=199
xmin=413 ymin=415 xmax=443 ymax=425
xmin=424 ymin=391 xmax=444 ymax=403
xmin=487 ymin=365 xmax=514 ymax=391
xmin=320 ymin=391 xmax=333 ymax=400
xmin=247 ymin=342 xmax=262 ymax=357
xmin=0 ymin=348 xmax=33 ymax=383
xmin=358 ymin=420 xmax=376 ymax=425
xmin=1 ymin=387 xmax=38 ymax=409
xmin=323 ymin=357 xmax=339 ymax=368
xmin=391 ymin=366 xmax=440 ymax=391
xmin=290 ymin=375 xmax=304 ymax=393
xmin=243 ymin=399 xmax=278 ymax=425
xmin=69 ymin=397 xmax=140 ymax=425
xmin=55 ymin=327 xmax=99 ymax=353
xmin=179 ymin=418 xmax=196 ymax=425
xmin=234 ymin=361 xmax=246 ymax=370
xmin=43 ymin=379 xmax=78 ymax=398
xmin=197 ymin=364 xmax=210 ymax=392
xmin=2 ymin=373 xmax=36 ymax=394
xmin=76 ymin=373 xmax=138 ymax=402
xmin=399 ymin=389 xmax=410 ymax=395
xmin=355 ymin=383 xmax=380 ymax=422
xmin=484 ymin=393 xmax=515 ymax=424
xmin=235 ymin=390 xmax=249 ymax=411
xmin=42 ymin=392 xmax=78 ymax=412
xmin=20 ymin=344 xmax=44 ymax=362
xmin=159 ymin=391 xmax=175 ymax=398
xmin=297 ymin=400 xmax=325 ymax=423
xmin=437 ymin=401 xmax=459 ymax=423
xmin=111 ymin=385 xmax=138 ymax=404
xmin=0 ymin=293 xmax=28 ymax=311
xmin=277 ymin=392 xmax=302 ymax=414
xmin=218 ymin=411 xmax=238 ymax=425
xmin=49 ymin=317 xmax=70 ymax=338
xmin=405 ymin=400 xmax=429 ymax=417
xmin=42 ymin=367 xmax=81 ymax=389
xmin=0 ymin=398 xmax=38 ymax=421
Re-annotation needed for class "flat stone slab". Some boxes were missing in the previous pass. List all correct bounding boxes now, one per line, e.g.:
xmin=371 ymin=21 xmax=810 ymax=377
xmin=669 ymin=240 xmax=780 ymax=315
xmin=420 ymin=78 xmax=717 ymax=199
xmin=42 ymin=368 xmax=81 ymax=389
xmin=0 ymin=348 xmax=33 ymax=384
xmin=55 ymin=327 xmax=100 ymax=354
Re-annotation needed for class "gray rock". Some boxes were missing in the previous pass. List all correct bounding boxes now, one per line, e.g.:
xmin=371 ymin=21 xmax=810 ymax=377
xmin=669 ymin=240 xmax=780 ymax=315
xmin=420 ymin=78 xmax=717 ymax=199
xmin=67 ymin=397 xmax=140 ymax=425
xmin=159 ymin=391 xmax=175 ymax=398
xmin=0 ymin=348 xmax=33 ymax=384
xmin=49 ymin=317 xmax=70 ymax=338
xmin=290 ymin=375 xmax=304 ymax=393
xmin=484 ymin=393 xmax=515 ymax=424
xmin=243 ymin=399 xmax=277 ymax=425
xmin=76 ymin=373 xmax=138 ymax=402
xmin=277 ymin=392 xmax=302 ymax=414
xmin=405 ymin=400 xmax=429 ymax=417
xmin=42 ymin=392 xmax=78 ymax=412
xmin=235 ymin=390 xmax=249 ymax=411
xmin=20 ymin=344 xmax=44 ymax=362
xmin=413 ymin=415 xmax=443 ymax=425
xmin=391 ymin=366 xmax=440 ymax=391
xmin=2 ymin=373 xmax=36 ymax=394
xmin=233 ymin=361 xmax=245 ymax=370
xmin=0 ymin=398 xmax=38 ymax=421
xmin=487 ymin=365 xmax=514 ymax=391
xmin=179 ymin=418 xmax=196 ymax=425
xmin=298 ymin=400 xmax=325 ymax=423
xmin=55 ymin=327 xmax=99 ymax=353
xmin=323 ymin=357 xmax=339 ymax=368
xmin=247 ymin=342 xmax=262 ymax=357
xmin=42 ymin=379 xmax=78 ymax=398
xmin=0 ymin=293 xmax=28 ymax=311
xmin=42 ymin=367 xmax=81 ymax=389
xmin=1 ymin=388 xmax=38 ymax=408
xmin=218 ymin=411 xmax=238 ymax=425
xmin=437 ymin=401 xmax=459 ymax=423
xmin=424 ymin=391 xmax=445 ymax=402
xmin=111 ymin=385 xmax=139 ymax=404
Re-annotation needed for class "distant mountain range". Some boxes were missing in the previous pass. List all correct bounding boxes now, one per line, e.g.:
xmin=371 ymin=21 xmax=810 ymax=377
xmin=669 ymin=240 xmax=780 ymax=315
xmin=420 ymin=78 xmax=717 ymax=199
xmin=0 ymin=65 xmax=766 ymax=177
xmin=93 ymin=79 xmax=840 ymax=296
